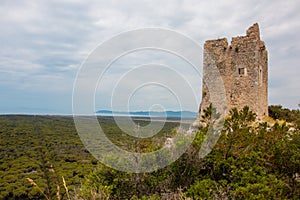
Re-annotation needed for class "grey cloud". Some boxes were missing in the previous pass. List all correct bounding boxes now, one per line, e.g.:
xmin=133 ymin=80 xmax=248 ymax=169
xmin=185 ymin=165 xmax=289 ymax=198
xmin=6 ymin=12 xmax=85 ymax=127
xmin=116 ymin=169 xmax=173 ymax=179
xmin=1 ymin=0 xmax=300 ymax=113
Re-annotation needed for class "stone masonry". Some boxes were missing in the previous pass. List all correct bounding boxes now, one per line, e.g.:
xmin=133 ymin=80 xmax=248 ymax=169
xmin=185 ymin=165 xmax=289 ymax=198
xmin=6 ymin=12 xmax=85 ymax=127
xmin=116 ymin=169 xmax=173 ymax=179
xmin=199 ymin=23 xmax=268 ymax=119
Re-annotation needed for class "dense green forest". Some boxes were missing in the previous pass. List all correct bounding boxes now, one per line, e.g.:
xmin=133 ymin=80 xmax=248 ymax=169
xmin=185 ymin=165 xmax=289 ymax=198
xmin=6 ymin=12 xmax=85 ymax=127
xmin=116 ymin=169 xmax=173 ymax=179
xmin=0 ymin=105 xmax=299 ymax=199
xmin=0 ymin=115 xmax=178 ymax=199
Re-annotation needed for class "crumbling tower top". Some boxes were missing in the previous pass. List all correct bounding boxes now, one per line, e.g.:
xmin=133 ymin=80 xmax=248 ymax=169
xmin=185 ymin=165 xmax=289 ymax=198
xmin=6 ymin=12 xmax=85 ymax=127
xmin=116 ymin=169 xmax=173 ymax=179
xmin=246 ymin=23 xmax=260 ymax=39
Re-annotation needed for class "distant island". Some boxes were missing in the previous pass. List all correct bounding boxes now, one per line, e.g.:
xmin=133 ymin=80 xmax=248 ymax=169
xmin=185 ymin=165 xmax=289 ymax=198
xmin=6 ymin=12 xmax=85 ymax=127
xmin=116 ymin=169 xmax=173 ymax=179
xmin=96 ymin=110 xmax=198 ymax=119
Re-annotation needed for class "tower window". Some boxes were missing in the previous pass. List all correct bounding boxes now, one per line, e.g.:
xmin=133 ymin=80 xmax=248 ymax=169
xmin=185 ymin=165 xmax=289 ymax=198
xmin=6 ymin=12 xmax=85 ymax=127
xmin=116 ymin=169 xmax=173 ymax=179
xmin=259 ymin=66 xmax=263 ymax=86
xmin=238 ymin=68 xmax=246 ymax=75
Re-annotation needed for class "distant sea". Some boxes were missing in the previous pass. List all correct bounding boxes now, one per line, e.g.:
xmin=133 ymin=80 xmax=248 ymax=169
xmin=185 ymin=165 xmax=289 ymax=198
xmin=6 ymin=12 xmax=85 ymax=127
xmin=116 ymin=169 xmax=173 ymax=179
xmin=96 ymin=110 xmax=198 ymax=119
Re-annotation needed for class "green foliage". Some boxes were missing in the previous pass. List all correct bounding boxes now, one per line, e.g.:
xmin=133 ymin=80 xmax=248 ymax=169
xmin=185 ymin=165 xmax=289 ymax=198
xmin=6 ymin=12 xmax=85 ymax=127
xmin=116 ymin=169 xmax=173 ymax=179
xmin=1 ymin=105 xmax=300 ymax=199
xmin=233 ymin=174 xmax=286 ymax=200
xmin=0 ymin=115 xmax=98 ymax=199
xmin=0 ymin=115 xmax=178 ymax=199
xmin=186 ymin=179 xmax=218 ymax=199
xmin=200 ymin=103 xmax=221 ymax=126
xmin=79 ymin=106 xmax=299 ymax=199
xmin=269 ymin=105 xmax=300 ymax=126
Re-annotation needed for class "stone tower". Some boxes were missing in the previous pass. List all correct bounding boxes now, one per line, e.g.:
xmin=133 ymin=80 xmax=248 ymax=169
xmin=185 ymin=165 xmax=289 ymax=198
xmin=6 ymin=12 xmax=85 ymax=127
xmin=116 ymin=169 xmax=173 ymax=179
xmin=199 ymin=23 xmax=268 ymax=119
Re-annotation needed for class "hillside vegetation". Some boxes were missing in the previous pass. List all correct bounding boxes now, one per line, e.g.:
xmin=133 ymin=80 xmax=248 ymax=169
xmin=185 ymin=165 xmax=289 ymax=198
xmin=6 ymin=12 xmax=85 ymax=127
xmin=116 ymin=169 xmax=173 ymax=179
xmin=76 ymin=106 xmax=300 ymax=199
xmin=0 ymin=106 xmax=299 ymax=199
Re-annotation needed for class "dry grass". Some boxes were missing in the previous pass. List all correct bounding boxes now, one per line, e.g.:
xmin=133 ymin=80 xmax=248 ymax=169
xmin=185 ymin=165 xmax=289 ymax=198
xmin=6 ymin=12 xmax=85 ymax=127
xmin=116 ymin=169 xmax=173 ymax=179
xmin=26 ymin=178 xmax=50 ymax=200
xmin=62 ymin=176 xmax=71 ymax=200
xmin=27 ymin=176 xmax=71 ymax=200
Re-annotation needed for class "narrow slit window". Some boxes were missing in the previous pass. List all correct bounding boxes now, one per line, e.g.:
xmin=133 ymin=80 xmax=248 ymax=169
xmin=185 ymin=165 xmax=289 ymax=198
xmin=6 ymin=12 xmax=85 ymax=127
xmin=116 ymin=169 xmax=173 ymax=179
xmin=259 ymin=66 xmax=263 ymax=85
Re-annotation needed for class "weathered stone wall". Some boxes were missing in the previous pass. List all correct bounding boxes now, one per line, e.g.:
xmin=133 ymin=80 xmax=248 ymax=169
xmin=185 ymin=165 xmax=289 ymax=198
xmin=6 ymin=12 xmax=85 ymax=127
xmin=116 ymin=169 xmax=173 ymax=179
xmin=199 ymin=23 xmax=268 ymax=119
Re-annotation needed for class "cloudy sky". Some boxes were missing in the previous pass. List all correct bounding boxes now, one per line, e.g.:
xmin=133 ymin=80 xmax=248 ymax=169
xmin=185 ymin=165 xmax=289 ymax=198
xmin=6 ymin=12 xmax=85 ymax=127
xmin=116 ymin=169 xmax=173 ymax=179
xmin=1 ymin=0 xmax=299 ymax=114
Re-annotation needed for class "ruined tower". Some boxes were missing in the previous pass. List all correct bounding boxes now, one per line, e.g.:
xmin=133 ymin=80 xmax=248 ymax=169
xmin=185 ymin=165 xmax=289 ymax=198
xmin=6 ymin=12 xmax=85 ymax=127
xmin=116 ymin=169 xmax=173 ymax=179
xmin=199 ymin=23 xmax=268 ymax=119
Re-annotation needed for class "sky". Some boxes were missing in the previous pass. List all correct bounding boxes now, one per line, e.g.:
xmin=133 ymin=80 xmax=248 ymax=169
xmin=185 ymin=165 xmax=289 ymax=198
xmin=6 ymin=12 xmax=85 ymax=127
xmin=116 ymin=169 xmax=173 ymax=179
xmin=0 ymin=0 xmax=300 ymax=114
